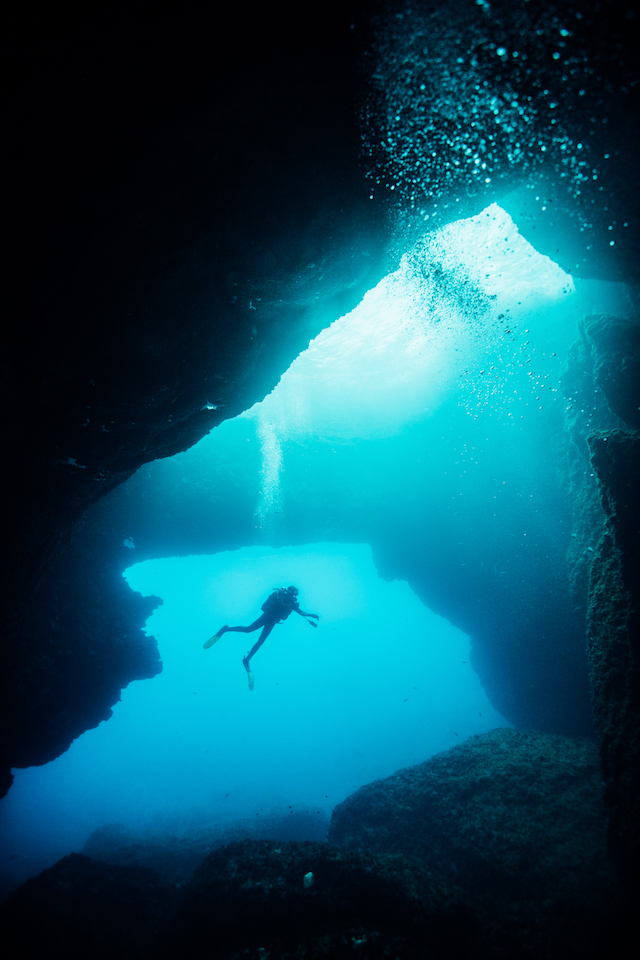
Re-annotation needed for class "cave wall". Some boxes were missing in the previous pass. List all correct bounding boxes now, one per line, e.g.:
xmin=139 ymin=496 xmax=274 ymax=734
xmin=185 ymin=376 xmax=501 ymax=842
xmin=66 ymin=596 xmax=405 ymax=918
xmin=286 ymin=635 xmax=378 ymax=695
xmin=558 ymin=312 xmax=640 ymax=892
xmin=2 ymin=0 xmax=389 ymax=793
xmin=587 ymin=426 xmax=640 ymax=895
xmin=3 ymin=0 xmax=389 ymax=601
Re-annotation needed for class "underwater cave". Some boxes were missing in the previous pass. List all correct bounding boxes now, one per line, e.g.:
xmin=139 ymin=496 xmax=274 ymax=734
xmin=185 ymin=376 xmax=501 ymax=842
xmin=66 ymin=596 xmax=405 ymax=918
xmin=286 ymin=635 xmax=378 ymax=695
xmin=2 ymin=2 xmax=638 ymax=957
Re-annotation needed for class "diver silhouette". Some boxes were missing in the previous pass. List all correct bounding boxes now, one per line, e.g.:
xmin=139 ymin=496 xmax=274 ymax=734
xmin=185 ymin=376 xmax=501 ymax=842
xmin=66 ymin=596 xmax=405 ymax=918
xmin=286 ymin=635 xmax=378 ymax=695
xmin=204 ymin=585 xmax=319 ymax=690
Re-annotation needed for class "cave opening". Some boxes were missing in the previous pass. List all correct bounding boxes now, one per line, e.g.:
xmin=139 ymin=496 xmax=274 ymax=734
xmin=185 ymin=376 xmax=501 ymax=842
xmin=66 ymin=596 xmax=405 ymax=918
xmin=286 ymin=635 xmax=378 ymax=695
xmin=0 ymin=201 xmax=633 ymax=892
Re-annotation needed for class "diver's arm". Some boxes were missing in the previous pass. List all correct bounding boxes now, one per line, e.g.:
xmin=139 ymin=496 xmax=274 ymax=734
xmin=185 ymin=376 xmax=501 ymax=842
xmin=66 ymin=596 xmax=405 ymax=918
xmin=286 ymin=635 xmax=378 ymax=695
xmin=295 ymin=607 xmax=319 ymax=619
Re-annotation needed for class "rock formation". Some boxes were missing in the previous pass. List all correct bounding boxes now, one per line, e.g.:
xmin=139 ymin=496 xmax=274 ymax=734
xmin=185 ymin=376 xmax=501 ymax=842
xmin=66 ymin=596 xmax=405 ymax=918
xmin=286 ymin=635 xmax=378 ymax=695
xmin=0 ymin=840 xmax=476 ymax=959
xmin=2 ymin=0 xmax=388 ymax=794
xmin=587 ymin=429 xmax=640 ymax=895
xmin=1 ymin=732 xmax=632 ymax=957
xmin=329 ymin=728 xmax=628 ymax=957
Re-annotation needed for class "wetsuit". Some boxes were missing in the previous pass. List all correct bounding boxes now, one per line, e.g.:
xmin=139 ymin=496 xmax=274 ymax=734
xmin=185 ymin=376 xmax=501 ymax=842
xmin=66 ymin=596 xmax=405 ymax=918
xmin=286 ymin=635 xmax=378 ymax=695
xmin=206 ymin=589 xmax=319 ymax=689
xmin=218 ymin=590 xmax=314 ymax=665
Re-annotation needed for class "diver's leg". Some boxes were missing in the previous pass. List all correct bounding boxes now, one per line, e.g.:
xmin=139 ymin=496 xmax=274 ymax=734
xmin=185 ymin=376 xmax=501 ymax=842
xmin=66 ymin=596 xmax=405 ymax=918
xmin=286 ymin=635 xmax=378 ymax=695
xmin=243 ymin=621 xmax=275 ymax=663
xmin=242 ymin=621 xmax=275 ymax=691
xmin=205 ymin=615 xmax=267 ymax=651
xmin=225 ymin=614 xmax=268 ymax=634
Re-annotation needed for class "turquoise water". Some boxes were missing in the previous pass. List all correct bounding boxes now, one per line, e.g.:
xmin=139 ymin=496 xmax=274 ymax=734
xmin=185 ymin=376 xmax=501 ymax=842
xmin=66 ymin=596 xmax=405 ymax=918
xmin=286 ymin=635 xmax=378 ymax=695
xmin=0 ymin=543 xmax=506 ymax=880
xmin=0 ymin=204 xmax=632 ymax=891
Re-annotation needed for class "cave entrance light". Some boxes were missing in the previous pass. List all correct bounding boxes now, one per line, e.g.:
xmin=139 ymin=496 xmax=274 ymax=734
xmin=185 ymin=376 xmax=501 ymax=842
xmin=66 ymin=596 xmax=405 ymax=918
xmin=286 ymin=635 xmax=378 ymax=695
xmin=245 ymin=203 xmax=577 ymax=523
xmin=249 ymin=202 xmax=576 ymax=442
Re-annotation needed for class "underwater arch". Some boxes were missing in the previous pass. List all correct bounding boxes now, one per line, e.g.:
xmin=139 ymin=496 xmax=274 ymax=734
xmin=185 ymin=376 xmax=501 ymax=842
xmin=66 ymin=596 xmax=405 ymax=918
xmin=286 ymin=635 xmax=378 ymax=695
xmin=1 ymin=202 xmax=633 ymax=892
xmin=0 ymin=543 xmax=507 ymax=882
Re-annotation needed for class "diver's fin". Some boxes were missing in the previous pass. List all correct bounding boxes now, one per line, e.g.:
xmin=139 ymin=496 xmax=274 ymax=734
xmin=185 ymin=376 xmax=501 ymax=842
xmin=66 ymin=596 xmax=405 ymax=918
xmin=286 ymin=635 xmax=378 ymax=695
xmin=203 ymin=626 xmax=228 ymax=650
xmin=243 ymin=657 xmax=255 ymax=691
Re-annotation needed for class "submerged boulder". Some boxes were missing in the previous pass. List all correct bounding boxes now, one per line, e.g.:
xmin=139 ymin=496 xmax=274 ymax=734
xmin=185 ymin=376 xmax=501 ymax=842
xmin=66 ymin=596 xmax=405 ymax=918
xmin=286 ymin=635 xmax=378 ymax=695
xmin=170 ymin=839 xmax=476 ymax=959
xmin=0 ymin=853 xmax=174 ymax=959
xmin=329 ymin=729 xmax=627 ymax=958
xmin=1 ymin=841 xmax=477 ymax=959
xmin=0 ymin=735 xmax=631 ymax=959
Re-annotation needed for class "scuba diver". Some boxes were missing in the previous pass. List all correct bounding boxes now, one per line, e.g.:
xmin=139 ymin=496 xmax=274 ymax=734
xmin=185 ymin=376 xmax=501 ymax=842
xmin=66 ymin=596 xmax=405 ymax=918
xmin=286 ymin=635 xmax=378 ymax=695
xmin=203 ymin=586 xmax=319 ymax=690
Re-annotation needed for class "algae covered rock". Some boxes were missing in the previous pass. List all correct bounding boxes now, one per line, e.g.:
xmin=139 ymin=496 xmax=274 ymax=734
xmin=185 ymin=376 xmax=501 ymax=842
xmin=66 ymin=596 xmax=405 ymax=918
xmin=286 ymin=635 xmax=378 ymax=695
xmin=170 ymin=838 xmax=477 ymax=959
xmin=329 ymin=729 xmax=626 ymax=958
xmin=587 ymin=428 xmax=640 ymax=896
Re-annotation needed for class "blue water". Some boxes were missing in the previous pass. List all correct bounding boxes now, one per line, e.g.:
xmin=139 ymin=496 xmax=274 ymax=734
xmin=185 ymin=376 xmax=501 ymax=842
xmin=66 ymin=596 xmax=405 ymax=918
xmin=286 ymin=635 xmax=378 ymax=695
xmin=0 ymin=543 xmax=506 ymax=881
xmin=0 ymin=204 xmax=632 ymax=892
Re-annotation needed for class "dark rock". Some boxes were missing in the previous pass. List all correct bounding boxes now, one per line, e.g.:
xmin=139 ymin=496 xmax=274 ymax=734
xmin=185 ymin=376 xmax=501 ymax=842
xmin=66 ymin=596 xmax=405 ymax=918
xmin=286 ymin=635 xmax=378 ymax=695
xmin=587 ymin=429 xmax=640 ymax=897
xmin=560 ymin=323 xmax=626 ymax=616
xmin=83 ymin=808 xmax=331 ymax=884
xmin=1 ymin=839 xmax=478 ymax=958
xmin=1 ymin=0 xmax=388 ymax=791
xmin=329 ymin=729 xmax=627 ymax=958
xmin=583 ymin=316 xmax=640 ymax=429
xmin=556 ymin=321 xmax=640 ymax=900
xmin=169 ymin=839 xmax=478 ymax=959
xmin=1 ymin=555 xmax=161 ymax=773
xmin=0 ymin=853 xmax=175 ymax=959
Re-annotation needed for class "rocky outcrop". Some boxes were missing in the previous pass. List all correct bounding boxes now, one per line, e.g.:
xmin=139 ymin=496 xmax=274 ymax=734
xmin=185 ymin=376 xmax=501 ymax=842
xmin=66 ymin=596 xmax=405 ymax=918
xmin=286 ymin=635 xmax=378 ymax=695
xmin=587 ymin=430 xmax=640 ymax=896
xmin=0 ymin=842 xmax=476 ymax=960
xmin=584 ymin=315 xmax=640 ymax=429
xmin=1 ymin=552 xmax=160 ymax=785
xmin=170 ymin=840 xmax=475 ymax=959
xmin=1 ymin=1 xmax=388 ymax=793
xmin=329 ymin=729 xmax=627 ymax=958
xmin=560 ymin=318 xmax=626 ymax=617
xmin=558 ymin=310 xmax=640 ymax=896
xmin=0 ymin=729 xmax=633 ymax=957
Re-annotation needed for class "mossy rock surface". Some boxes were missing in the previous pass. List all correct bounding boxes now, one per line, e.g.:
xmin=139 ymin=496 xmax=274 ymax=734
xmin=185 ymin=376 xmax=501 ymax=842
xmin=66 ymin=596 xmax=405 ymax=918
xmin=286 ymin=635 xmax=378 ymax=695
xmin=171 ymin=838 xmax=477 ymax=959
xmin=330 ymin=729 xmax=627 ymax=957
